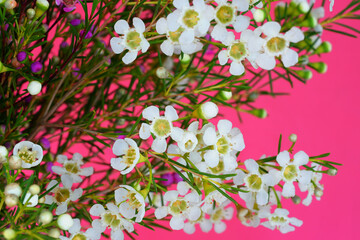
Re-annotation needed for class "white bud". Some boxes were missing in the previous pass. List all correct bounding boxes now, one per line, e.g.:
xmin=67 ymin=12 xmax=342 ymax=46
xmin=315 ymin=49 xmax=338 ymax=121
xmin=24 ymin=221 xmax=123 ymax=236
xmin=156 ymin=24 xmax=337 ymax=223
xmin=314 ymin=187 xmax=323 ymax=197
xmin=57 ymin=214 xmax=74 ymax=230
xmin=156 ymin=67 xmax=169 ymax=78
xmin=3 ymin=229 xmax=16 ymax=239
xmin=9 ymin=155 xmax=21 ymax=169
xmin=253 ymin=9 xmax=265 ymax=22
xmin=291 ymin=195 xmax=301 ymax=204
xmin=29 ymin=184 xmax=40 ymax=195
xmin=38 ymin=196 xmax=45 ymax=203
xmin=39 ymin=210 xmax=53 ymax=225
xmin=289 ymin=134 xmax=297 ymax=143
xmin=196 ymin=102 xmax=218 ymax=120
xmin=218 ymin=90 xmax=232 ymax=101
xmin=327 ymin=168 xmax=337 ymax=176
xmin=299 ymin=2 xmax=310 ymax=13
xmin=5 ymin=195 xmax=18 ymax=207
xmin=48 ymin=228 xmax=60 ymax=238
xmin=5 ymin=183 xmax=22 ymax=197
xmin=27 ymin=81 xmax=42 ymax=95
xmin=5 ymin=0 xmax=17 ymax=10
xmin=179 ymin=54 xmax=191 ymax=63
xmin=26 ymin=8 xmax=35 ymax=19
xmin=0 ymin=145 xmax=8 ymax=163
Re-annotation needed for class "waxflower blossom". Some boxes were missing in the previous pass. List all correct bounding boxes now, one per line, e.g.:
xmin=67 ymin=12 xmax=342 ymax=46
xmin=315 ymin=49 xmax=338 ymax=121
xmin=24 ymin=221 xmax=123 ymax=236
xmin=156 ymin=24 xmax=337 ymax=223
xmin=139 ymin=106 xmax=179 ymax=153
xmin=115 ymin=185 xmax=146 ymax=222
xmin=52 ymin=153 xmax=94 ymax=186
xmin=13 ymin=141 xmax=43 ymax=168
xmin=110 ymin=17 xmax=150 ymax=64
xmin=110 ymin=138 xmax=141 ymax=174
xmin=302 ymin=163 xmax=324 ymax=206
xmin=259 ymin=208 xmax=303 ymax=233
xmin=59 ymin=218 xmax=100 ymax=240
xmin=56 ymin=0 xmax=78 ymax=12
xmin=207 ymin=201 xmax=234 ymax=233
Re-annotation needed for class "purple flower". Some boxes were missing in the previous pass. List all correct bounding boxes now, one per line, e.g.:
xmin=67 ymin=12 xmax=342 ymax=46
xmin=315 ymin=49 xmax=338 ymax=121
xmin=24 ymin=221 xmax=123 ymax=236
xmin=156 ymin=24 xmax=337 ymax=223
xmin=30 ymin=61 xmax=43 ymax=73
xmin=17 ymin=51 xmax=27 ymax=62
xmin=40 ymin=137 xmax=51 ymax=149
xmin=56 ymin=0 xmax=79 ymax=12
xmin=173 ymin=173 xmax=182 ymax=184
xmin=60 ymin=41 xmax=69 ymax=49
xmin=161 ymin=173 xmax=174 ymax=186
xmin=70 ymin=19 xmax=81 ymax=26
xmin=80 ymin=30 xmax=93 ymax=39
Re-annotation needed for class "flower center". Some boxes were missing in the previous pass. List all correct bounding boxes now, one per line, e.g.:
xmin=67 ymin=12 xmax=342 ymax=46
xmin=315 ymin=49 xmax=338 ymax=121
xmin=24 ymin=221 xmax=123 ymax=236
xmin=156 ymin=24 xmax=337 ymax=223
xmin=245 ymin=174 xmax=263 ymax=191
xmin=126 ymin=31 xmax=142 ymax=50
xmin=209 ymin=160 xmax=224 ymax=174
xmin=229 ymin=42 xmax=248 ymax=61
xmin=216 ymin=5 xmax=234 ymax=25
xmin=283 ymin=164 xmax=298 ymax=181
xmin=168 ymin=27 xmax=184 ymax=43
xmin=170 ymin=199 xmax=188 ymax=214
xmin=211 ymin=208 xmax=225 ymax=222
xmin=64 ymin=162 xmax=79 ymax=174
xmin=124 ymin=147 xmax=137 ymax=165
xmin=127 ymin=192 xmax=142 ymax=209
xmin=216 ymin=136 xmax=230 ymax=155
xmin=182 ymin=9 xmax=200 ymax=29
xmin=103 ymin=212 xmax=121 ymax=228
xmin=54 ymin=188 xmax=70 ymax=203
xmin=266 ymin=37 xmax=287 ymax=53
xmin=152 ymin=118 xmax=172 ymax=137
xmin=18 ymin=147 xmax=37 ymax=164
xmin=270 ymin=215 xmax=288 ymax=225
xmin=72 ymin=234 xmax=87 ymax=240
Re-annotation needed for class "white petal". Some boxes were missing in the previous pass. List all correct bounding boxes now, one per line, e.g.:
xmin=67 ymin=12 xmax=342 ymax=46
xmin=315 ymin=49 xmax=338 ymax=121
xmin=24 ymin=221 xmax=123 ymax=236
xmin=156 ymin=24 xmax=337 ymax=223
xmin=133 ymin=17 xmax=145 ymax=33
xmin=211 ymin=24 xmax=228 ymax=42
xmin=119 ymin=202 xmax=136 ymax=219
xmin=214 ymin=221 xmax=226 ymax=233
xmin=47 ymin=180 xmax=58 ymax=191
xmin=156 ymin=18 xmax=168 ymax=34
xmin=256 ymin=53 xmax=276 ymax=70
xmin=218 ymin=50 xmax=229 ymax=65
xmin=280 ymin=225 xmax=295 ymax=234
xmin=139 ymin=123 xmax=151 ymax=140
xmin=110 ymin=37 xmax=125 ymax=54
xmin=80 ymin=167 xmax=94 ymax=176
xmin=173 ymin=0 xmax=189 ymax=9
xmin=204 ymin=150 xmax=219 ymax=168
xmin=177 ymin=181 xmax=190 ymax=195
xmin=179 ymin=30 xmax=195 ymax=44
xmin=114 ymin=20 xmax=129 ymax=34
xmin=187 ymin=206 xmax=201 ymax=221
xmin=262 ymin=21 xmax=281 ymax=37
xmin=122 ymin=51 xmax=138 ymax=64
xmin=276 ymin=151 xmax=290 ymax=167
xmin=165 ymin=106 xmax=179 ymax=121
xmin=69 ymin=219 xmax=81 ymax=234
xmin=111 ymin=158 xmax=127 ymax=171
xmin=170 ymin=216 xmax=185 ymax=230
xmin=142 ymin=106 xmax=160 ymax=121
xmin=193 ymin=0 xmax=205 ymax=9
xmin=61 ymin=174 xmax=74 ymax=188
xmin=299 ymin=170 xmax=312 ymax=186
xmin=70 ymin=188 xmax=83 ymax=201
xmin=218 ymin=119 xmax=232 ymax=135
xmin=155 ymin=206 xmax=168 ymax=219
xmin=111 ymin=229 xmax=124 ymax=240
xmin=294 ymin=151 xmax=309 ymax=166
xmin=151 ymin=138 xmax=167 ymax=153
xmin=263 ymin=170 xmax=281 ymax=186
xmin=231 ymin=130 xmax=245 ymax=151
xmin=160 ymin=40 xmax=175 ymax=56
xmin=184 ymin=192 xmax=200 ymax=203
xmin=233 ymin=15 xmax=250 ymax=33
xmin=112 ymin=139 xmax=128 ymax=156
xmin=234 ymin=0 xmax=249 ymax=12
xmin=184 ymin=222 xmax=196 ymax=234
xmin=256 ymin=189 xmax=268 ymax=205
xmin=90 ymin=204 xmax=105 ymax=216
xmin=233 ymin=169 xmax=245 ymax=185
xmin=187 ymin=121 xmax=199 ymax=132
xmin=203 ymin=127 xmax=217 ymax=146
xmin=244 ymin=159 xmax=259 ymax=173
xmin=92 ymin=219 xmax=106 ymax=232
xmin=282 ymin=182 xmax=295 ymax=198
xmin=141 ymin=39 xmax=150 ymax=53
xmin=221 ymin=31 xmax=235 ymax=46
xmin=281 ymin=48 xmax=298 ymax=68
xmin=106 ymin=203 xmax=119 ymax=213
xmin=290 ymin=217 xmax=303 ymax=227
xmin=115 ymin=187 xmax=128 ymax=203
xmin=223 ymin=154 xmax=237 ymax=171
xmin=229 ymin=61 xmax=245 ymax=76
xmin=55 ymin=203 xmax=68 ymax=215
xmin=164 ymin=190 xmax=178 ymax=202
xmin=200 ymin=219 xmax=212 ymax=232
xmin=285 ymin=27 xmax=304 ymax=43
xmin=167 ymin=11 xmax=181 ymax=32
xmin=52 ymin=166 xmax=66 ymax=175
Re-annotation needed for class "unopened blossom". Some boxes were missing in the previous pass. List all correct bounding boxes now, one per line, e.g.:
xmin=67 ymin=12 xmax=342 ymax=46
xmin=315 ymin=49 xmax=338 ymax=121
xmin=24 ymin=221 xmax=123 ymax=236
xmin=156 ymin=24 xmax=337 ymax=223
xmin=52 ymin=153 xmax=94 ymax=185
xmin=155 ymin=182 xmax=202 ymax=230
xmin=111 ymin=138 xmax=140 ymax=174
xmin=110 ymin=17 xmax=150 ymax=64
xmin=259 ymin=208 xmax=303 ymax=233
xmin=276 ymin=150 xmax=312 ymax=198
xmin=115 ymin=185 xmax=145 ymax=222
xmin=56 ymin=0 xmax=78 ymax=12
xmin=89 ymin=203 xmax=134 ymax=240
xmin=44 ymin=180 xmax=83 ymax=215
xmin=59 ymin=218 xmax=100 ymax=240
xmin=139 ymin=106 xmax=179 ymax=153
xmin=13 ymin=141 xmax=43 ymax=168
xmin=166 ymin=0 xmax=214 ymax=45
xmin=255 ymin=21 xmax=304 ymax=70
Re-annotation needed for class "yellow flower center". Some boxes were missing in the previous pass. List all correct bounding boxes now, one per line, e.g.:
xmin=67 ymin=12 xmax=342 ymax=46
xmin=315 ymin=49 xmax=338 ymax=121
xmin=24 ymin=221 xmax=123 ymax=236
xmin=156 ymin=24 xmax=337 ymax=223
xmin=18 ymin=146 xmax=37 ymax=164
xmin=182 ymin=9 xmax=200 ymax=29
xmin=64 ymin=162 xmax=79 ymax=174
xmin=153 ymin=118 xmax=171 ymax=137
xmin=170 ymin=199 xmax=188 ymax=214
xmin=72 ymin=234 xmax=87 ymax=240
xmin=103 ymin=213 xmax=121 ymax=228
xmin=266 ymin=37 xmax=287 ymax=53
xmin=229 ymin=42 xmax=247 ymax=61
xmin=283 ymin=164 xmax=298 ymax=181
xmin=216 ymin=5 xmax=234 ymax=24
xmin=126 ymin=31 xmax=142 ymax=50
xmin=168 ymin=27 xmax=184 ymax=43
xmin=246 ymin=174 xmax=263 ymax=191
xmin=216 ymin=136 xmax=229 ymax=155
xmin=54 ymin=188 xmax=70 ymax=203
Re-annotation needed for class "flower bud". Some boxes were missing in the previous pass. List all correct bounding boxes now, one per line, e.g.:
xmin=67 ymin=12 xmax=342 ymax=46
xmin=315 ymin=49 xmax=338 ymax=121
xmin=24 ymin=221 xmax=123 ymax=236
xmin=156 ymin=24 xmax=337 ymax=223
xmin=247 ymin=92 xmax=259 ymax=102
xmin=294 ymin=69 xmax=312 ymax=80
xmin=29 ymin=184 xmax=41 ymax=195
xmin=52 ymin=56 xmax=60 ymax=65
xmin=314 ymin=187 xmax=323 ymax=197
xmin=156 ymin=67 xmax=169 ymax=78
xmin=291 ymin=195 xmax=301 ymax=204
xmin=9 ymin=155 xmax=21 ymax=169
xmin=217 ymin=90 xmax=232 ymax=101
xmin=16 ymin=51 xmax=27 ymax=63
xmin=299 ymin=16 xmax=317 ymax=28
xmin=27 ymin=8 xmax=35 ymax=19
xmin=327 ymin=168 xmax=337 ymax=176
xmin=27 ymin=81 xmax=42 ymax=95
xmin=308 ymin=62 xmax=327 ymax=73
xmin=35 ymin=0 xmax=49 ymax=19
xmin=5 ymin=183 xmax=22 ymax=197
xmin=5 ymin=194 xmax=18 ymax=207
xmin=0 ymin=145 xmax=8 ymax=163
xmin=38 ymin=196 xmax=45 ymax=203
xmin=289 ymin=134 xmax=298 ymax=143
xmin=298 ymin=1 xmax=310 ymax=13
xmin=57 ymin=214 xmax=74 ymax=230
xmin=298 ymin=55 xmax=309 ymax=66
xmin=70 ymin=18 xmax=81 ymax=26
xmin=193 ymin=102 xmax=218 ymax=120
xmin=39 ymin=210 xmax=53 ymax=225
xmin=179 ymin=54 xmax=191 ymax=64
xmin=30 ymin=61 xmax=43 ymax=74
xmin=5 ymin=0 xmax=17 ymax=10
xmin=314 ymin=41 xmax=332 ymax=54
xmin=247 ymin=108 xmax=267 ymax=119
xmin=48 ymin=228 xmax=60 ymax=238
xmin=3 ymin=229 xmax=16 ymax=239
xmin=253 ymin=9 xmax=266 ymax=22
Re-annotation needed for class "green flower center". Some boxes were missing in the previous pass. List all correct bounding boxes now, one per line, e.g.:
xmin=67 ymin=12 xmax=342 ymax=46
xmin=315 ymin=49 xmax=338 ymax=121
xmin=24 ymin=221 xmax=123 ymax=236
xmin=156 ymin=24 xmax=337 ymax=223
xmin=182 ymin=9 xmax=200 ymax=29
xmin=266 ymin=37 xmax=287 ymax=53
xmin=246 ymin=174 xmax=263 ymax=191
xmin=210 ymin=160 xmax=224 ymax=174
xmin=211 ymin=208 xmax=224 ymax=222
xmin=64 ymin=162 xmax=79 ymax=174
xmin=283 ymin=164 xmax=298 ymax=181
xmin=153 ymin=118 xmax=172 ymax=137
xmin=54 ymin=188 xmax=70 ymax=203
xmin=271 ymin=215 xmax=288 ymax=225
xmin=128 ymin=192 xmax=142 ymax=208
xmin=216 ymin=5 xmax=234 ymax=25
xmin=216 ymin=136 xmax=230 ymax=155
xmin=126 ymin=31 xmax=142 ymax=50
xmin=168 ymin=27 xmax=184 ymax=43
xmin=18 ymin=147 xmax=37 ymax=164
xmin=184 ymin=139 xmax=195 ymax=151
xmin=229 ymin=42 xmax=247 ymax=61
xmin=170 ymin=199 xmax=188 ymax=214
xmin=124 ymin=147 xmax=137 ymax=165
xmin=72 ymin=234 xmax=87 ymax=240
xmin=103 ymin=213 xmax=121 ymax=228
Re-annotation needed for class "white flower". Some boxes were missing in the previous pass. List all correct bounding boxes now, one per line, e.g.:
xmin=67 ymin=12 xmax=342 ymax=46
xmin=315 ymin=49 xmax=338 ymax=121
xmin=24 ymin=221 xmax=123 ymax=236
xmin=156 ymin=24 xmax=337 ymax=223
xmin=154 ymin=181 xmax=201 ymax=230
xmin=201 ymin=190 xmax=227 ymax=214
xmin=59 ymin=218 xmax=101 ymax=240
xmin=237 ymin=0 xmax=264 ymax=12
xmin=218 ymin=30 xmax=262 ymax=76
xmin=302 ymin=163 xmax=324 ymax=206
xmin=167 ymin=0 xmax=214 ymax=45
xmin=211 ymin=0 xmax=250 ymax=42
xmin=255 ymin=21 xmax=304 ymax=70
xmin=172 ymin=121 xmax=199 ymax=153
xmin=139 ymin=106 xmax=179 ymax=153
xmin=115 ymin=185 xmax=146 ymax=222
xmin=260 ymin=208 xmax=303 ymax=233
xmin=23 ymin=192 xmax=39 ymax=207
xmin=208 ymin=201 xmax=234 ymax=234
xmin=202 ymin=119 xmax=245 ymax=171
xmin=89 ymin=203 xmax=134 ymax=240
xmin=183 ymin=214 xmax=212 ymax=234
xmin=13 ymin=141 xmax=43 ymax=168
xmin=234 ymin=159 xmax=280 ymax=206
xmin=110 ymin=17 xmax=150 ymax=64
xmin=44 ymin=180 xmax=83 ymax=215
xmin=276 ymin=150 xmax=312 ymax=198
xmin=52 ymin=153 xmax=94 ymax=186
xmin=156 ymin=17 xmax=203 ymax=56
xmin=111 ymin=138 xmax=140 ymax=174
xmin=0 ymin=145 xmax=8 ymax=163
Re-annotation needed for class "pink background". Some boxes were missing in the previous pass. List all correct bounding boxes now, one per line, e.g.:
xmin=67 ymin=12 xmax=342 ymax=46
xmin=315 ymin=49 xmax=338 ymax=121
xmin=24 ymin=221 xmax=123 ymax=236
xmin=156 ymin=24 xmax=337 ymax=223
xmin=135 ymin=2 xmax=360 ymax=240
